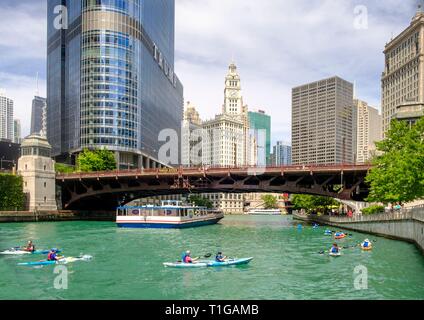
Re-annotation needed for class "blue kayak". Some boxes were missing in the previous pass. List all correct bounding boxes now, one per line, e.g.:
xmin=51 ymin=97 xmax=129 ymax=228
xmin=207 ymin=257 xmax=253 ymax=267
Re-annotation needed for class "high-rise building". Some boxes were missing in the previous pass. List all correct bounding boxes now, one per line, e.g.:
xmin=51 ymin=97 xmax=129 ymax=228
xmin=13 ymin=119 xmax=21 ymax=144
xmin=382 ymin=7 xmax=424 ymax=135
xmin=248 ymin=110 xmax=271 ymax=166
xmin=354 ymin=99 xmax=382 ymax=164
xmin=181 ymin=101 xmax=202 ymax=167
xmin=292 ymin=76 xmax=354 ymax=165
xmin=47 ymin=0 xmax=183 ymax=168
xmin=273 ymin=141 xmax=292 ymax=166
xmin=202 ymin=63 xmax=248 ymax=167
xmin=31 ymin=96 xmax=47 ymax=136
xmin=0 ymin=90 xmax=14 ymax=141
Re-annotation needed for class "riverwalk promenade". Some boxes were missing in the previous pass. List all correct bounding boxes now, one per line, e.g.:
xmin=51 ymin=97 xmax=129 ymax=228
xmin=293 ymin=206 xmax=424 ymax=254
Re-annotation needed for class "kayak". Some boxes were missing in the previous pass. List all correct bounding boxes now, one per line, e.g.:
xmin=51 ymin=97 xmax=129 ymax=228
xmin=163 ymin=262 xmax=208 ymax=268
xmin=0 ymin=249 xmax=62 ymax=255
xmin=206 ymin=257 xmax=253 ymax=267
xmin=164 ymin=258 xmax=253 ymax=268
xmin=361 ymin=244 xmax=373 ymax=251
xmin=324 ymin=230 xmax=332 ymax=235
xmin=17 ymin=255 xmax=92 ymax=267
xmin=329 ymin=252 xmax=341 ymax=257
xmin=334 ymin=233 xmax=346 ymax=240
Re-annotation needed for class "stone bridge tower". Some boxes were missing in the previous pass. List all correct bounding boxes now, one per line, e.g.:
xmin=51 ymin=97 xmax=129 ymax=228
xmin=18 ymin=134 xmax=57 ymax=211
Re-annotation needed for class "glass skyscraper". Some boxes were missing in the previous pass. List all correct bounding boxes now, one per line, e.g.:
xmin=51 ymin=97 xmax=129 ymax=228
xmin=273 ymin=141 xmax=292 ymax=166
xmin=47 ymin=0 xmax=183 ymax=168
xmin=248 ymin=110 xmax=271 ymax=166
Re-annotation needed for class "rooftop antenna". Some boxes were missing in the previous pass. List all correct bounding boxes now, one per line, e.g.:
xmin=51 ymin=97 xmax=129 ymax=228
xmin=35 ymin=72 xmax=39 ymax=96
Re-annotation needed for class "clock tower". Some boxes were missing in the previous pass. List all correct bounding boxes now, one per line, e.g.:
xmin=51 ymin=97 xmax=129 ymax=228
xmin=223 ymin=62 xmax=244 ymax=115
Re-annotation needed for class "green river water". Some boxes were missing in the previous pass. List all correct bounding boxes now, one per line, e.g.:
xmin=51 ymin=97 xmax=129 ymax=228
xmin=0 ymin=215 xmax=423 ymax=300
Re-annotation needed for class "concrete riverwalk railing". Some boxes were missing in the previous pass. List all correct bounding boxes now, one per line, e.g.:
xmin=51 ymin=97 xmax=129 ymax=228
xmin=0 ymin=210 xmax=115 ymax=223
xmin=293 ymin=206 xmax=424 ymax=254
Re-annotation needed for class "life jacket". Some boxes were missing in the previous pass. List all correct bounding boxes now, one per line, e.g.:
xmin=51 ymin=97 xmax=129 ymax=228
xmin=331 ymin=247 xmax=339 ymax=253
xmin=47 ymin=252 xmax=55 ymax=261
xmin=183 ymin=255 xmax=191 ymax=263
xmin=363 ymin=241 xmax=369 ymax=247
xmin=216 ymin=255 xmax=223 ymax=262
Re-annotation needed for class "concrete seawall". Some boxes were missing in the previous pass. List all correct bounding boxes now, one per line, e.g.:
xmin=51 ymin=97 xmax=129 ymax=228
xmin=0 ymin=211 xmax=115 ymax=223
xmin=293 ymin=207 xmax=424 ymax=254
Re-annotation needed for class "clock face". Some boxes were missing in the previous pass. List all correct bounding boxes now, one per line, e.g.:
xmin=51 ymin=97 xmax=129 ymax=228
xmin=229 ymin=90 xmax=238 ymax=98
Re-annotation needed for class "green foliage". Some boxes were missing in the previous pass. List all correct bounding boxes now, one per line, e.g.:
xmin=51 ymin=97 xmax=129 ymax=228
xmin=188 ymin=195 xmax=213 ymax=209
xmin=366 ymin=118 xmax=424 ymax=204
xmin=291 ymin=194 xmax=339 ymax=214
xmin=261 ymin=194 xmax=278 ymax=209
xmin=0 ymin=174 xmax=25 ymax=211
xmin=77 ymin=148 xmax=117 ymax=172
xmin=55 ymin=163 xmax=75 ymax=173
xmin=361 ymin=205 xmax=385 ymax=215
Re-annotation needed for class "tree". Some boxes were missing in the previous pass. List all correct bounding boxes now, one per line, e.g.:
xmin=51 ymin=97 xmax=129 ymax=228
xmin=261 ymin=194 xmax=278 ymax=209
xmin=55 ymin=163 xmax=75 ymax=173
xmin=188 ymin=195 xmax=213 ymax=209
xmin=291 ymin=194 xmax=339 ymax=214
xmin=366 ymin=118 xmax=424 ymax=204
xmin=0 ymin=174 xmax=25 ymax=211
xmin=77 ymin=148 xmax=117 ymax=172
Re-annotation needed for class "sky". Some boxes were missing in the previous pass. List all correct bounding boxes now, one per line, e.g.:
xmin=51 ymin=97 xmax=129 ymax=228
xmin=0 ymin=0 xmax=419 ymax=145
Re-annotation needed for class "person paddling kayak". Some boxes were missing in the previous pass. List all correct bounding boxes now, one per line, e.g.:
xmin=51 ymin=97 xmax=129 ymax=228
xmin=330 ymin=243 xmax=340 ymax=254
xmin=362 ymin=239 xmax=372 ymax=248
xmin=47 ymin=249 xmax=60 ymax=261
xmin=215 ymin=252 xmax=227 ymax=262
xmin=23 ymin=241 xmax=35 ymax=253
xmin=182 ymin=251 xmax=199 ymax=264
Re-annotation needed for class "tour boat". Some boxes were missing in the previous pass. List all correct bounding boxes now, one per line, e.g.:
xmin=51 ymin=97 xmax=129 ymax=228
xmin=116 ymin=200 xmax=224 ymax=229
xmin=247 ymin=208 xmax=282 ymax=216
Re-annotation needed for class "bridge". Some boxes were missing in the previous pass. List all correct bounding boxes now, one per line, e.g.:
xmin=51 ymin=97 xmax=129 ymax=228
xmin=56 ymin=164 xmax=372 ymax=210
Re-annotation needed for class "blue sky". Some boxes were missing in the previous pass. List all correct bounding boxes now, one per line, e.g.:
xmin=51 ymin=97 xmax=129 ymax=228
xmin=0 ymin=0 xmax=419 ymax=144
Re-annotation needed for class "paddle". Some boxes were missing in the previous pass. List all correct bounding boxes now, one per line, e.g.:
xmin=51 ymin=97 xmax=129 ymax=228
xmin=177 ymin=253 xmax=213 ymax=263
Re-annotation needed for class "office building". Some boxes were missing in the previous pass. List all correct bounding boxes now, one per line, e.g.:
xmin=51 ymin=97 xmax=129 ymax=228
xmin=31 ymin=96 xmax=47 ymax=136
xmin=382 ymin=7 xmax=424 ymax=135
xmin=292 ymin=76 xmax=354 ymax=165
xmin=273 ymin=141 xmax=292 ymax=166
xmin=181 ymin=101 xmax=202 ymax=167
xmin=248 ymin=110 xmax=271 ymax=166
xmin=47 ymin=0 xmax=183 ymax=168
xmin=354 ymin=99 xmax=382 ymax=163
xmin=13 ymin=119 xmax=22 ymax=144
xmin=0 ymin=90 xmax=14 ymax=142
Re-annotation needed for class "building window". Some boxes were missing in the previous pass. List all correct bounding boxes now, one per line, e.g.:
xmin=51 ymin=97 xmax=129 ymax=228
xmin=44 ymin=182 xmax=47 ymax=188
xmin=44 ymin=197 xmax=47 ymax=203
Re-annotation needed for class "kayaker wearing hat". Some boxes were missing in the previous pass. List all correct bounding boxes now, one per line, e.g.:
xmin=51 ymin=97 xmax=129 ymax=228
xmin=362 ymin=239 xmax=372 ymax=248
xmin=182 ymin=250 xmax=199 ymax=264
xmin=215 ymin=252 xmax=227 ymax=262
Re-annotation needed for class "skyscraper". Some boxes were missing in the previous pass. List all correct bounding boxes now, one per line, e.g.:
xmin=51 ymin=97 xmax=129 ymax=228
xmin=292 ymin=76 xmax=354 ymax=165
xmin=382 ymin=7 xmax=424 ymax=135
xmin=13 ymin=119 xmax=21 ymax=144
xmin=354 ymin=99 xmax=382 ymax=164
xmin=202 ymin=63 xmax=248 ymax=167
xmin=47 ymin=0 xmax=183 ymax=168
xmin=31 ymin=96 xmax=47 ymax=136
xmin=0 ymin=90 xmax=14 ymax=141
xmin=248 ymin=110 xmax=271 ymax=166
xmin=181 ymin=101 xmax=202 ymax=167
xmin=272 ymin=141 xmax=292 ymax=166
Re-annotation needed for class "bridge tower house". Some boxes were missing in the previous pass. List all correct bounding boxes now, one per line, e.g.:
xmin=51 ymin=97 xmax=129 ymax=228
xmin=18 ymin=134 xmax=58 ymax=211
